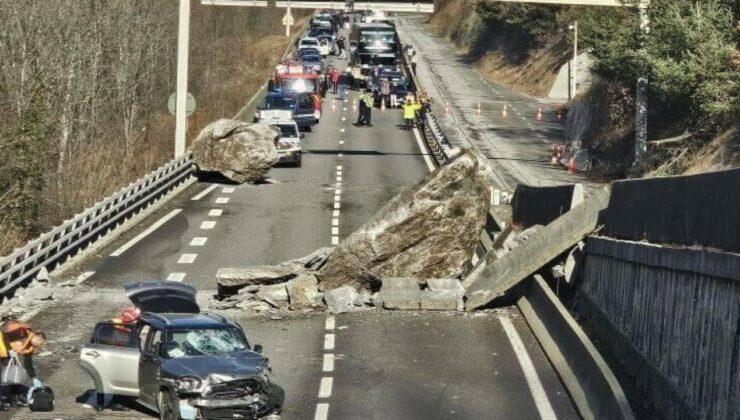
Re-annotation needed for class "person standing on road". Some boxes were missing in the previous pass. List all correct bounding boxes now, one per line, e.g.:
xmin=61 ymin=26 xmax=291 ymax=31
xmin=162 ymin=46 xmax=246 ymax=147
xmin=337 ymin=37 xmax=346 ymax=59
xmin=338 ymin=68 xmax=349 ymax=100
xmin=380 ymin=78 xmax=391 ymax=109
xmin=356 ymin=90 xmax=368 ymax=126
xmin=390 ymin=82 xmax=399 ymax=108
xmin=330 ymin=67 xmax=340 ymax=94
xmin=403 ymin=96 xmax=422 ymax=131
xmin=362 ymin=89 xmax=374 ymax=127
xmin=411 ymin=51 xmax=419 ymax=76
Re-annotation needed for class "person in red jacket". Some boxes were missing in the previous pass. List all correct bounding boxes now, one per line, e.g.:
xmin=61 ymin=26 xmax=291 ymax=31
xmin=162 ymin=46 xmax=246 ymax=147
xmin=329 ymin=67 xmax=340 ymax=95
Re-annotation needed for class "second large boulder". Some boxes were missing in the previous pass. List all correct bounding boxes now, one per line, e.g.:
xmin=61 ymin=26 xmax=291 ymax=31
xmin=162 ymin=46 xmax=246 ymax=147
xmin=319 ymin=149 xmax=493 ymax=291
xmin=190 ymin=119 xmax=279 ymax=183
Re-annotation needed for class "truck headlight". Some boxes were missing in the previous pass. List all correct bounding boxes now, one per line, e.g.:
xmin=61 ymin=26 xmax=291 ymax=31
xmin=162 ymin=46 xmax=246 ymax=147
xmin=175 ymin=376 xmax=202 ymax=393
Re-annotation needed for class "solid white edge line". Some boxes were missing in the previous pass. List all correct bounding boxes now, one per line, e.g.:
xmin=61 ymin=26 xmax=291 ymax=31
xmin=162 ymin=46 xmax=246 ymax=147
xmin=323 ymin=353 xmax=335 ymax=372
xmin=110 ymin=209 xmax=182 ymax=256
xmin=76 ymin=271 xmax=96 ymax=285
xmin=411 ymin=128 xmax=436 ymax=172
xmin=314 ymin=403 xmax=330 ymax=420
xmin=500 ymin=317 xmax=558 ymax=420
xmin=191 ymin=185 xmax=217 ymax=201
xmin=324 ymin=334 xmax=335 ymax=350
xmin=318 ymin=377 xmax=333 ymax=398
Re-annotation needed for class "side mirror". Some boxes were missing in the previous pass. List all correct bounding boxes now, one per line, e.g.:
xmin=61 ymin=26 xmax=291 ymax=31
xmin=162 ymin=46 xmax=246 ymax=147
xmin=253 ymin=344 xmax=264 ymax=353
xmin=300 ymin=133 xmax=305 ymax=139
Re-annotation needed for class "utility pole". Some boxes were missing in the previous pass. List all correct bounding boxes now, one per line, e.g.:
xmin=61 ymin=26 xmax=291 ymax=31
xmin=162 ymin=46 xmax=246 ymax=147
xmin=175 ymin=0 xmax=191 ymax=158
xmin=634 ymin=5 xmax=649 ymax=163
xmin=569 ymin=21 xmax=578 ymax=100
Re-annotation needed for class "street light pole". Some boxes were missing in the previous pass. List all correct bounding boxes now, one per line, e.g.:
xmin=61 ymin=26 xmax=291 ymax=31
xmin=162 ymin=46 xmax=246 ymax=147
xmin=175 ymin=0 xmax=191 ymax=158
xmin=569 ymin=21 xmax=578 ymax=100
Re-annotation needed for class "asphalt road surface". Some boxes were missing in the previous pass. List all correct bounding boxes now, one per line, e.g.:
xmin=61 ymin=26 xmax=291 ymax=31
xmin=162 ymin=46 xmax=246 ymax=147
xmin=398 ymin=16 xmax=599 ymax=193
xmin=9 ymin=33 xmax=578 ymax=420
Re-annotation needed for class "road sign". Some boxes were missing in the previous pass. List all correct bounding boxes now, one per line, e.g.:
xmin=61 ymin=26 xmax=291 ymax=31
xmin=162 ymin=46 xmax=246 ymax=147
xmin=168 ymin=92 xmax=197 ymax=117
xmin=281 ymin=11 xmax=294 ymax=26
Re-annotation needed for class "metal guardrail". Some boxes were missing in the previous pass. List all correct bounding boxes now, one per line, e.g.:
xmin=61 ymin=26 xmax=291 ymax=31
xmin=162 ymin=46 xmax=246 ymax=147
xmin=0 ymin=154 xmax=194 ymax=298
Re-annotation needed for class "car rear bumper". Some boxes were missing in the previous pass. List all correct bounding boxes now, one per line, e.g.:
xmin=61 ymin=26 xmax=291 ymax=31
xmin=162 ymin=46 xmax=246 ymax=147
xmin=294 ymin=115 xmax=318 ymax=127
xmin=277 ymin=150 xmax=302 ymax=164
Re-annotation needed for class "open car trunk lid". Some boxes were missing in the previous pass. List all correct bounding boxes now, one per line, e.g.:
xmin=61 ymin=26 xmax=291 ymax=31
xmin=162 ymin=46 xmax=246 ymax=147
xmin=124 ymin=281 xmax=200 ymax=313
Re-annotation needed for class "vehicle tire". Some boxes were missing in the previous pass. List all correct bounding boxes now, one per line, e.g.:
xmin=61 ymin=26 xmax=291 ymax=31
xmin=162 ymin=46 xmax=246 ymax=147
xmin=295 ymin=158 xmax=302 ymax=168
xmin=158 ymin=390 xmax=180 ymax=420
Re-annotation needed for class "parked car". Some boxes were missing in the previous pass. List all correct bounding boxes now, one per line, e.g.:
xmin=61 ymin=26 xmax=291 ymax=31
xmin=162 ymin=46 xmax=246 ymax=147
xmin=255 ymin=92 xmax=318 ymax=130
xmin=267 ymin=118 xmax=303 ymax=167
xmin=79 ymin=282 xmax=284 ymax=420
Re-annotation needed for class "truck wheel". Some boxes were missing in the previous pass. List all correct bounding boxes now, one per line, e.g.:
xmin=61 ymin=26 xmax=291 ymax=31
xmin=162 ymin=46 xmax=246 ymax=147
xmin=158 ymin=390 xmax=180 ymax=420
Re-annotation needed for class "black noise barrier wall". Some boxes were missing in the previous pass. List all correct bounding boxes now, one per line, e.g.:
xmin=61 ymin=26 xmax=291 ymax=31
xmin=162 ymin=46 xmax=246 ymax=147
xmin=511 ymin=184 xmax=578 ymax=228
xmin=599 ymin=168 xmax=740 ymax=252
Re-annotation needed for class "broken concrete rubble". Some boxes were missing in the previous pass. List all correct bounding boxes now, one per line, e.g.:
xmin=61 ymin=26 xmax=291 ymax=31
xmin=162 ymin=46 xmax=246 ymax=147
xmin=216 ymin=265 xmax=306 ymax=296
xmin=464 ymin=187 xmax=611 ymax=309
xmin=256 ymin=283 xmax=289 ymax=309
xmin=320 ymin=149 xmax=494 ymax=291
xmin=190 ymin=119 xmax=279 ymax=184
xmin=379 ymin=277 xmax=421 ymax=311
xmin=324 ymin=286 xmax=359 ymax=314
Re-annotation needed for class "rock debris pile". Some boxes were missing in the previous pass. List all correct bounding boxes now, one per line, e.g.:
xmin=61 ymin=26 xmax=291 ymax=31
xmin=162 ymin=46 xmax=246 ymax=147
xmin=208 ymin=150 xmax=494 ymax=314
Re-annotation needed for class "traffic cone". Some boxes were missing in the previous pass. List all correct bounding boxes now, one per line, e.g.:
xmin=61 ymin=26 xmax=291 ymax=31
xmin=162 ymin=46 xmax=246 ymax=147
xmin=550 ymin=146 xmax=558 ymax=165
xmin=536 ymin=107 xmax=543 ymax=121
xmin=502 ymin=104 xmax=508 ymax=118
xmin=476 ymin=102 xmax=481 ymax=117
xmin=567 ymin=157 xmax=576 ymax=174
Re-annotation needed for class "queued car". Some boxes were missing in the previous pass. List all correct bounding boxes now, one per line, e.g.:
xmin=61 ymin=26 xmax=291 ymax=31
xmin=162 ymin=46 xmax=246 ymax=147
xmin=267 ymin=118 xmax=303 ymax=167
xmin=296 ymin=37 xmax=320 ymax=51
xmin=316 ymin=38 xmax=332 ymax=56
xmin=296 ymin=47 xmax=321 ymax=60
xmin=255 ymin=92 xmax=319 ymax=131
xmin=79 ymin=282 xmax=284 ymax=420
xmin=300 ymin=54 xmax=325 ymax=74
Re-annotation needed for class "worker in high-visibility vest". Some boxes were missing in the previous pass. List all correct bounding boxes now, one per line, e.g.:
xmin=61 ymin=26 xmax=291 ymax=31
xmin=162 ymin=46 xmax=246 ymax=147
xmin=403 ymin=96 xmax=422 ymax=131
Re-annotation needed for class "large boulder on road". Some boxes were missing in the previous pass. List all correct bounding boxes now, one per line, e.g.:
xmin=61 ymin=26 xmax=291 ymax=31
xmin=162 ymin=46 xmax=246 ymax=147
xmin=190 ymin=119 xmax=279 ymax=183
xmin=319 ymin=149 xmax=494 ymax=291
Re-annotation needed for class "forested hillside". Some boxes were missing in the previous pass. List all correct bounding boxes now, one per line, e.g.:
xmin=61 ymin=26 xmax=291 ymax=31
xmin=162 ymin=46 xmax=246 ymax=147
xmin=431 ymin=0 xmax=739 ymax=177
xmin=0 ymin=1 xmax=303 ymax=255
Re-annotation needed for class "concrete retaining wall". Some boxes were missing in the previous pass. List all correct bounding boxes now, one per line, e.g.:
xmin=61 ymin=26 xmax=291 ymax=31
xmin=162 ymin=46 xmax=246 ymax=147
xmin=578 ymin=236 xmax=740 ymax=420
xmin=600 ymin=168 xmax=740 ymax=252
xmin=511 ymin=183 xmax=583 ymax=228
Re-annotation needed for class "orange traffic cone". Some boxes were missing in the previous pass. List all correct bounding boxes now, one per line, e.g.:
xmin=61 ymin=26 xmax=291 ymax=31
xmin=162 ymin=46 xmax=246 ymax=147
xmin=536 ymin=107 xmax=543 ymax=121
xmin=567 ymin=157 xmax=576 ymax=174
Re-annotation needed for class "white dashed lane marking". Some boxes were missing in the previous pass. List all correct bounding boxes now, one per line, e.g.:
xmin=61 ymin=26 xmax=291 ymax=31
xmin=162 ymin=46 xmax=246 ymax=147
xmin=167 ymin=272 xmax=186 ymax=282
xmin=215 ymin=197 xmax=230 ymax=204
xmin=110 ymin=209 xmax=182 ymax=257
xmin=222 ymin=187 xmax=235 ymax=194
xmin=323 ymin=354 xmax=335 ymax=372
xmin=325 ymin=316 xmax=335 ymax=330
xmin=318 ymin=377 xmax=333 ymax=398
xmin=208 ymin=209 xmax=223 ymax=217
xmin=177 ymin=253 xmax=197 ymax=264
xmin=314 ymin=403 xmax=329 ymax=420
xmin=200 ymin=221 xmax=216 ymax=230
xmin=190 ymin=237 xmax=208 ymax=246
xmin=324 ymin=333 xmax=335 ymax=350
xmin=191 ymin=184 xmax=217 ymax=201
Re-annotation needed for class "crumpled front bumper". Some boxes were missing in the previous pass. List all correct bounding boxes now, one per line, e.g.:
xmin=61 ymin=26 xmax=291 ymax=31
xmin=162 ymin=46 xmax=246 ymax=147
xmin=179 ymin=383 xmax=285 ymax=419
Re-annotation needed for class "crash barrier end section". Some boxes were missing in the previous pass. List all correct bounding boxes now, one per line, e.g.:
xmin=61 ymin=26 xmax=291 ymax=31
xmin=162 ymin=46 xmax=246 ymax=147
xmin=601 ymin=167 xmax=740 ymax=253
xmin=0 ymin=154 xmax=195 ymax=299
xmin=517 ymin=275 xmax=635 ymax=420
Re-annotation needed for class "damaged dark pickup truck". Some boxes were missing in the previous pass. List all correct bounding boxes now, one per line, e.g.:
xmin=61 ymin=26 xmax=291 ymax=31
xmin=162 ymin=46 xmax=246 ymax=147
xmin=79 ymin=281 xmax=284 ymax=419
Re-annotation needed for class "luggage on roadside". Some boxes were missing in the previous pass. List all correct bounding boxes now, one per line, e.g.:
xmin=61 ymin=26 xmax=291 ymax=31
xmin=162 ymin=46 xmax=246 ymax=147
xmin=28 ymin=385 xmax=54 ymax=412
xmin=1 ymin=353 xmax=32 ymax=386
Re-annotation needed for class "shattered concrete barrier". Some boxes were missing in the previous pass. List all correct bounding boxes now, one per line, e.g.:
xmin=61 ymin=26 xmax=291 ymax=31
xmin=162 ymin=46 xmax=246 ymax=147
xmin=216 ymin=265 xmax=305 ymax=296
xmin=465 ymin=187 xmax=610 ymax=309
xmin=256 ymin=283 xmax=289 ymax=309
xmin=324 ymin=286 xmax=359 ymax=314
xmin=190 ymin=119 xmax=279 ymax=184
xmin=379 ymin=278 xmax=421 ymax=310
xmin=423 ymin=278 xmax=465 ymax=311
xmin=320 ymin=149 xmax=493 ymax=291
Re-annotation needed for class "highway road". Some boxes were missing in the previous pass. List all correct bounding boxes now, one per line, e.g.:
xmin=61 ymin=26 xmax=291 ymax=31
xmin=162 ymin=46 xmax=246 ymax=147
xmin=398 ymin=16 xmax=599 ymax=193
xmin=10 ymin=29 xmax=578 ymax=420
